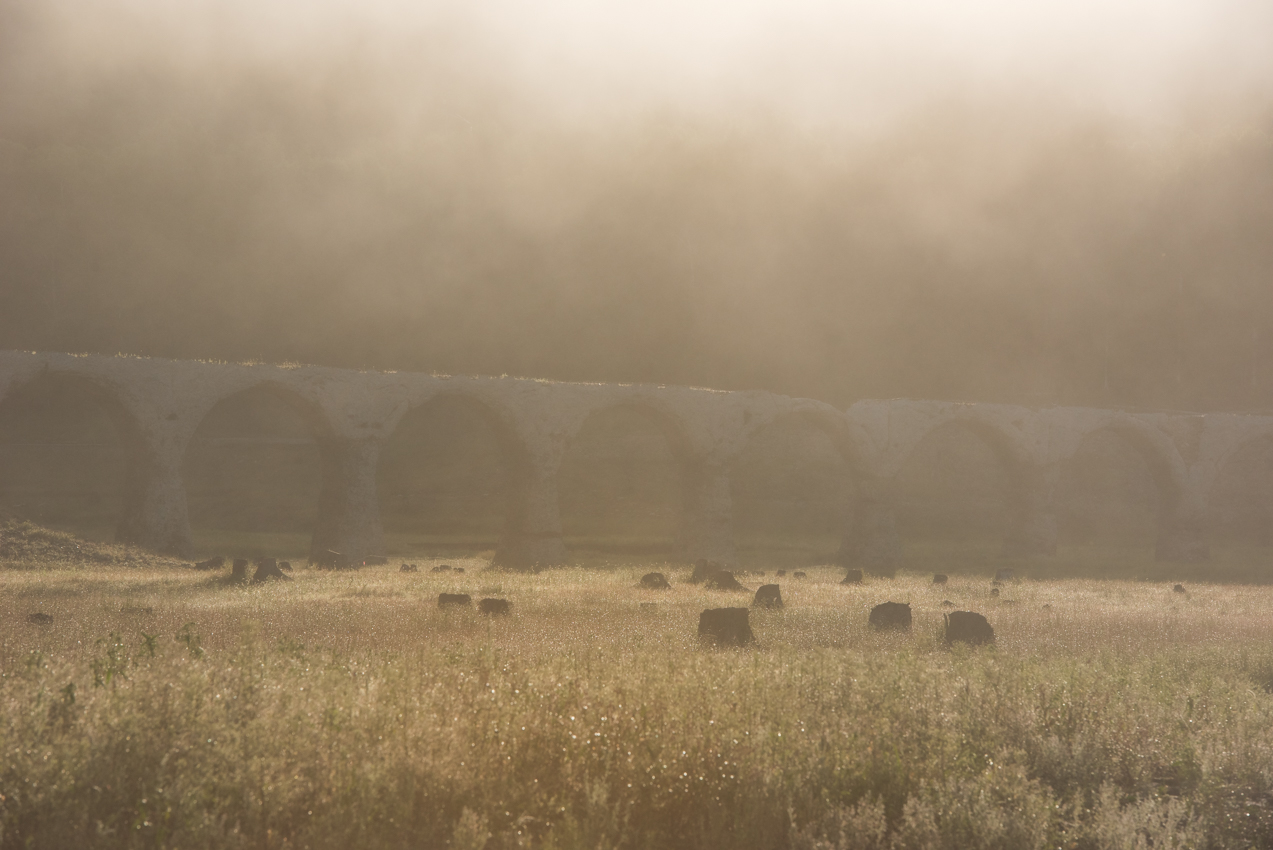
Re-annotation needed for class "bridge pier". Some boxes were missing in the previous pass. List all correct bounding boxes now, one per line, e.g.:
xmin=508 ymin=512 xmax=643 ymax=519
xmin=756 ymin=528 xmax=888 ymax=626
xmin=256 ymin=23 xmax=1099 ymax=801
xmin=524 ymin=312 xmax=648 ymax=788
xmin=681 ymin=463 xmax=736 ymax=566
xmin=311 ymin=437 xmax=387 ymax=565
xmin=116 ymin=445 xmax=194 ymax=557
xmin=492 ymin=455 xmax=568 ymax=570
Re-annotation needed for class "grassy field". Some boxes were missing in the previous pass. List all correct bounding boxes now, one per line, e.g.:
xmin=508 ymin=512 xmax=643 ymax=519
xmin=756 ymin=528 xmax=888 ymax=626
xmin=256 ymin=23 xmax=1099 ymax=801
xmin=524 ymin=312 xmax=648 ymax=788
xmin=5 ymin=528 xmax=1273 ymax=848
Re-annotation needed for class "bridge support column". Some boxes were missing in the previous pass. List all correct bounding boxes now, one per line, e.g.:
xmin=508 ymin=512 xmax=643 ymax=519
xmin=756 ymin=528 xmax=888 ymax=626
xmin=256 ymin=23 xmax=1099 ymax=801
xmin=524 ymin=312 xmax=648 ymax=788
xmin=681 ymin=464 xmax=735 ymax=566
xmin=835 ymin=486 xmax=901 ymax=573
xmin=311 ymin=437 xmax=386 ymax=565
xmin=1156 ymin=508 xmax=1210 ymax=563
xmin=117 ymin=444 xmax=194 ymax=557
xmin=493 ymin=454 xmax=568 ymax=570
xmin=1003 ymin=465 xmax=1058 ymax=557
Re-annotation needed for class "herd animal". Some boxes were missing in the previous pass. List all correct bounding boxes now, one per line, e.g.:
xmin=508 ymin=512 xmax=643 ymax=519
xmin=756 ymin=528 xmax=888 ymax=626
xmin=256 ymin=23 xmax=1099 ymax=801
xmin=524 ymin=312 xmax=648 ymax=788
xmin=685 ymin=564 xmax=1003 ymax=647
xmin=84 ymin=554 xmax=1045 ymax=648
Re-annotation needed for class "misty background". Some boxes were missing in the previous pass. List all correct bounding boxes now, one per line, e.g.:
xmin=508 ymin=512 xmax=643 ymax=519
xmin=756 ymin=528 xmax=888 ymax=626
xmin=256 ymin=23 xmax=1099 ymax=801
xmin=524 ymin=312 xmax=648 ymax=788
xmin=3 ymin=0 xmax=1273 ymax=409
xmin=2 ymin=0 xmax=1273 ymax=568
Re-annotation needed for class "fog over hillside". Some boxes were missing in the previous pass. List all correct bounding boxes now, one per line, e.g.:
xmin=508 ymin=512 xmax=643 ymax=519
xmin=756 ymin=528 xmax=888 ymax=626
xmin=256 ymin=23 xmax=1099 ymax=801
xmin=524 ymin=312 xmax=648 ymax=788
xmin=2 ymin=0 xmax=1272 ymax=410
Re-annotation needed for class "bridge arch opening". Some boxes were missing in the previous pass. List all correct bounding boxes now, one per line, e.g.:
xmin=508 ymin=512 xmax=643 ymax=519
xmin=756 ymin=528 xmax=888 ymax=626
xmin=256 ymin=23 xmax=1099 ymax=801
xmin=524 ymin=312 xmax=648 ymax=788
xmin=0 ymin=373 xmax=136 ymax=541
xmin=557 ymin=403 xmax=690 ymax=562
xmin=889 ymin=418 xmax=1023 ymax=570
xmin=1206 ymin=432 xmax=1273 ymax=550
xmin=377 ymin=394 xmax=515 ymax=557
xmin=1055 ymin=427 xmax=1173 ymax=559
xmin=730 ymin=415 xmax=858 ymax=568
xmin=182 ymin=384 xmax=327 ymax=559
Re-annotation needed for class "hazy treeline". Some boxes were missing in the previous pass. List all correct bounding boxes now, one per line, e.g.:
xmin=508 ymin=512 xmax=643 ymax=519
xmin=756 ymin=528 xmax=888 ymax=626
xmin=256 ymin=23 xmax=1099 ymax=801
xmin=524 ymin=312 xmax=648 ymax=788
xmin=2 ymin=1 xmax=1272 ymax=411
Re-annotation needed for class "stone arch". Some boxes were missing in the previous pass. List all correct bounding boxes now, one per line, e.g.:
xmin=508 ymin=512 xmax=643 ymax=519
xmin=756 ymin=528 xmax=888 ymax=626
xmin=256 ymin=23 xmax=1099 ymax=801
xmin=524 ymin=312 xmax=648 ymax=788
xmin=557 ymin=399 xmax=700 ymax=560
xmin=1066 ymin=416 xmax=1188 ymax=506
xmin=908 ymin=410 xmax=1035 ymax=475
xmin=182 ymin=381 xmax=336 ymax=557
xmin=888 ymin=413 xmax=1036 ymax=562
xmin=1203 ymin=426 xmax=1273 ymax=547
xmin=567 ymin=397 xmax=700 ymax=460
xmin=739 ymin=407 xmax=875 ymax=479
xmin=0 ymin=369 xmax=146 ymax=540
xmin=377 ymin=390 xmax=533 ymax=554
xmin=1058 ymin=416 xmax=1194 ymax=560
xmin=1207 ymin=422 xmax=1273 ymax=497
xmin=729 ymin=408 xmax=864 ymax=566
xmin=188 ymin=380 xmax=339 ymax=442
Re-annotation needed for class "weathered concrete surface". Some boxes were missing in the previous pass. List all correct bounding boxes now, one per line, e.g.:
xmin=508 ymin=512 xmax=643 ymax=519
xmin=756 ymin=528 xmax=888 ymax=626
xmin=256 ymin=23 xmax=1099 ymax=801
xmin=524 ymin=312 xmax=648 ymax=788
xmin=2 ymin=351 xmax=1272 ymax=567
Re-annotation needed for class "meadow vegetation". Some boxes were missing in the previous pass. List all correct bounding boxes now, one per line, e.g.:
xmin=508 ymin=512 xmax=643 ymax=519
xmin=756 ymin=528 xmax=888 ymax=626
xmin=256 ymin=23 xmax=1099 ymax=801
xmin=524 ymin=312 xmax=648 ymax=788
xmin=5 ymin=524 xmax=1273 ymax=849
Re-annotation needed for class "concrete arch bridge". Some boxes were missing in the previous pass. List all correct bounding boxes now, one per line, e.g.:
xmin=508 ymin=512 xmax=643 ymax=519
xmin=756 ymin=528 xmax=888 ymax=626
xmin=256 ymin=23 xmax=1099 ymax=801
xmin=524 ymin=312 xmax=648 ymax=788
xmin=2 ymin=350 xmax=1270 ymax=568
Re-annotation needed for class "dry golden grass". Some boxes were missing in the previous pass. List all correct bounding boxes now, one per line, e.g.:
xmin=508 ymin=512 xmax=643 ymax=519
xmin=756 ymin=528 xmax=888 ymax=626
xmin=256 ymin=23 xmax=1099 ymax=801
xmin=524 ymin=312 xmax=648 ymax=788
xmin=6 ymin=561 xmax=1268 ymax=659
xmin=5 ymin=538 xmax=1273 ymax=848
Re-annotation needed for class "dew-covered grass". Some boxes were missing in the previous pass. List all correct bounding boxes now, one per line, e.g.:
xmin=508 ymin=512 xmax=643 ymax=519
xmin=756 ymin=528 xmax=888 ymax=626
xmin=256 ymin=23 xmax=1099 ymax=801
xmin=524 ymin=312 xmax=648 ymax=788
xmin=4 ymin=556 xmax=1273 ymax=849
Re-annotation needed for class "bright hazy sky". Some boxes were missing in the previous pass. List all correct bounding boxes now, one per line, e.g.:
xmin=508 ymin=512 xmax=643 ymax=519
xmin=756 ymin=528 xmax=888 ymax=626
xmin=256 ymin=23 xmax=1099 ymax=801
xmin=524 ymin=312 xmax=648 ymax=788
xmin=32 ymin=0 xmax=1273 ymax=129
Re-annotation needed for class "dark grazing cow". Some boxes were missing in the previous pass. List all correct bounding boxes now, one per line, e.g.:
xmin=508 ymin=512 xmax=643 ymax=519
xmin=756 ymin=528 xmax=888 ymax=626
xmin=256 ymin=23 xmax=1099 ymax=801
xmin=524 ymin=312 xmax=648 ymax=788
xmin=944 ymin=611 xmax=994 ymax=646
xmin=753 ymin=584 xmax=783 ymax=609
xmin=868 ymin=601 xmax=911 ymax=631
xmin=640 ymin=572 xmax=672 ymax=589
xmin=698 ymin=608 xmax=754 ymax=647
xmin=704 ymin=571 xmax=747 ymax=591
xmin=479 ymin=598 xmax=512 ymax=616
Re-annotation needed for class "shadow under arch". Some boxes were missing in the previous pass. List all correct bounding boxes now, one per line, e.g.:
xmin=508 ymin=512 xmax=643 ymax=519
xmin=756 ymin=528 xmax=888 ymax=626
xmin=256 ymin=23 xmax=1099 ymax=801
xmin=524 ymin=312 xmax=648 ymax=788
xmin=182 ymin=381 xmax=336 ymax=558
xmin=729 ymin=409 xmax=861 ymax=567
xmin=888 ymin=415 xmax=1036 ymax=566
xmin=1207 ymin=429 xmax=1273 ymax=547
xmin=0 ymin=370 xmax=148 ymax=542
xmin=742 ymin=407 xmax=876 ymax=477
xmin=557 ymin=400 xmax=699 ymax=561
xmin=1059 ymin=417 xmax=1186 ymax=557
xmin=377 ymin=391 xmax=532 ymax=556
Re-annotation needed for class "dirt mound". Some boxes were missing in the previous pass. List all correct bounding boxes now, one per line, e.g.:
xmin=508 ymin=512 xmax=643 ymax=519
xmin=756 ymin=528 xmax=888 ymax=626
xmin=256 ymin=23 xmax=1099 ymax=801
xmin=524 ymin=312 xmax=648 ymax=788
xmin=0 ymin=520 xmax=184 ymax=569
